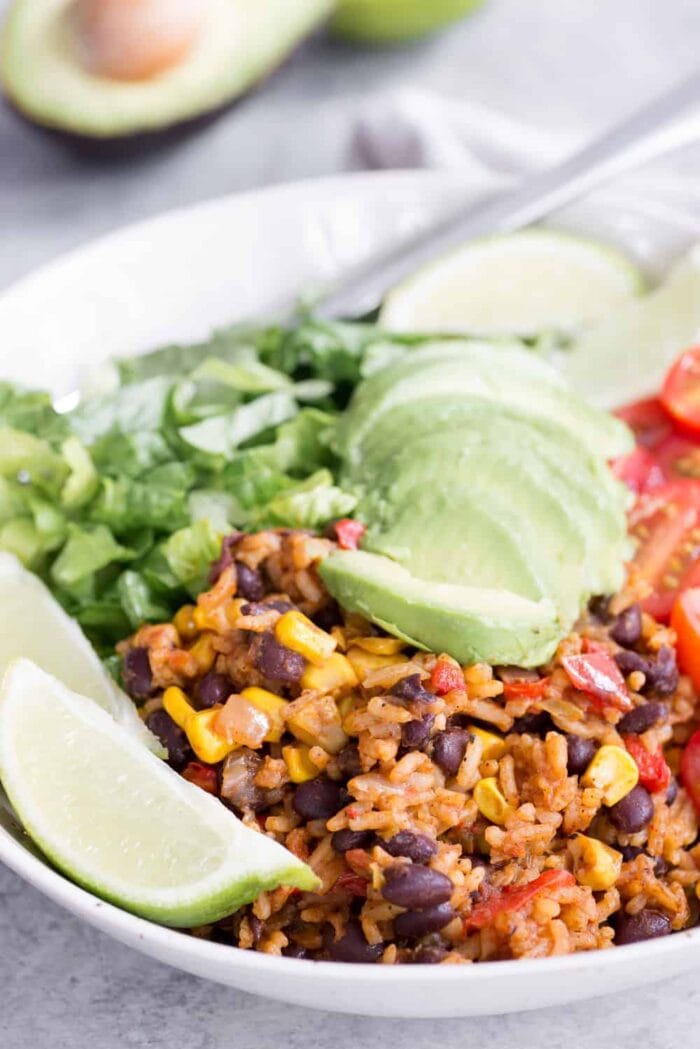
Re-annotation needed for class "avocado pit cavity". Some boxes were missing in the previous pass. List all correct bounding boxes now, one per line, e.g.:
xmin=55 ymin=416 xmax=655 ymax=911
xmin=71 ymin=0 xmax=202 ymax=82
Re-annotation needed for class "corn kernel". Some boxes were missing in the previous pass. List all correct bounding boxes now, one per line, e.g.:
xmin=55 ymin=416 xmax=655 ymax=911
xmin=173 ymin=604 xmax=198 ymax=642
xmin=352 ymin=636 xmax=406 ymax=656
xmin=241 ymin=686 xmax=288 ymax=742
xmin=162 ymin=686 xmax=195 ymax=730
xmin=189 ymin=634 xmax=216 ymax=674
xmin=346 ymin=646 xmax=400 ymax=682
xmin=474 ymin=777 xmax=514 ymax=825
xmin=337 ymin=693 xmax=358 ymax=721
xmin=283 ymin=744 xmax=319 ymax=783
xmin=330 ymin=626 xmax=348 ymax=652
xmin=571 ymin=834 xmax=622 ymax=890
xmin=275 ymin=610 xmax=337 ymax=666
xmin=468 ymin=725 xmax=507 ymax=762
xmin=581 ymin=744 xmax=639 ymax=806
xmin=186 ymin=707 xmax=236 ymax=764
xmin=301 ymin=652 xmax=358 ymax=693
xmin=193 ymin=606 xmax=215 ymax=631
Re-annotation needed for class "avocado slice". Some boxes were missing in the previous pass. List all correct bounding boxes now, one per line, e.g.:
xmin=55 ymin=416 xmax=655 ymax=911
xmin=336 ymin=341 xmax=633 ymax=466
xmin=319 ymin=550 xmax=561 ymax=668
xmin=1 ymin=0 xmax=333 ymax=138
xmin=331 ymin=0 xmax=484 ymax=43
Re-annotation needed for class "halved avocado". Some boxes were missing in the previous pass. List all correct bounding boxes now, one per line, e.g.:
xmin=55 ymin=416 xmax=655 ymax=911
xmin=332 ymin=0 xmax=484 ymax=43
xmin=1 ymin=0 xmax=334 ymax=138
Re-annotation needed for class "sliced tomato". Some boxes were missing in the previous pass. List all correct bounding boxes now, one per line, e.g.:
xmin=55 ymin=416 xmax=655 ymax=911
xmin=561 ymin=652 xmax=632 ymax=713
xmin=612 ymin=446 xmax=666 ymax=494
xmin=334 ymin=518 xmax=367 ymax=551
xmin=502 ymin=677 xmax=550 ymax=702
xmin=623 ymin=734 xmax=671 ymax=794
xmin=630 ymin=480 xmax=700 ymax=621
xmin=681 ymin=728 xmax=700 ymax=813
xmin=615 ymin=397 xmax=673 ymax=448
xmin=670 ymin=588 xmax=700 ymax=691
xmin=430 ymin=656 xmax=465 ymax=696
xmin=465 ymin=870 xmax=575 ymax=930
xmin=661 ymin=346 xmax=700 ymax=436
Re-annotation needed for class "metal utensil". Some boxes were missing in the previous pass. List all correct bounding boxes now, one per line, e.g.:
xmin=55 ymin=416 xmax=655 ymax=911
xmin=316 ymin=71 xmax=700 ymax=319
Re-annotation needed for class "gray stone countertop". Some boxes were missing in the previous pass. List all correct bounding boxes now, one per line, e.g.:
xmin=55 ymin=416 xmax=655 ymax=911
xmin=2 ymin=1 xmax=700 ymax=1045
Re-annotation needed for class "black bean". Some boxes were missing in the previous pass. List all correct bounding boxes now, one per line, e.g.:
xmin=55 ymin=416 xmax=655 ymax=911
xmin=293 ymin=778 xmax=343 ymax=821
xmin=588 ymin=594 xmax=612 ymax=622
xmin=331 ymin=829 xmax=374 ymax=853
xmin=667 ymin=777 xmax=679 ymax=806
xmin=382 ymin=865 xmax=453 ymax=909
xmin=195 ymin=672 xmax=235 ymax=709
xmin=282 ymin=944 xmax=309 ymax=959
xmin=336 ymin=743 xmax=363 ymax=778
xmin=323 ymin=921 xmax=383 ymax=963
xmin=608 ymin=785 xmax=654 ymax=833
xmin=511 ymin=710 xmax=554 ymax=736
xmin=382 ymin=831 xmax=437 ymax=864
xmin=401 ymin=714 xmax=435 ymax=750
xmin=254 ymin=632 xmax=305 ymax=684
xmin=394 ymin=902 xmax=455 ymax=939
xmin=645 ymin=646 xmax=679 ymax=696
xmin=313 ymin=602 xmax=341 ymax=633
xmin=391 ymin=674 xmax=434 ymax=704
xmin=208 ymin=533 xmax=242 ymax=585
xmin=145 ymin=709 xmax=191 ymax=771
xmin=411 ymin=945 xmax=448 ymax=964
xmin=235 ymin=562 xmax=265 ymax=602
xmin=617 ymin=701 xmax=668 ymax=735
xmin=610 ymin=603 xmax=643 ymax=647
xmin=122 ymin=647 xmax=154 ymax=700
xmin=614 ymin=909 xmax=672 ymax=945
xmin=614 ymin=650 xmax=650 ymax=677
xmin=566 ymin=735 xmax=597 ymax=775
xmin=432 ymin=729 xmax=470 ymax=776
xmin=247 ymin=915 xmax=264 ymax=942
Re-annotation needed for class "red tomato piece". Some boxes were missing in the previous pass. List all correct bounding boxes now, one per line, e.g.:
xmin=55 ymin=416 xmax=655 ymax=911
xmin=502 ymin=677 xmax=550 ymax=702
xmin=465 ymin=870 xmax=576 ymax=930
xmin=622 ymin=735 xmax=671 ymax=794
xmin=655 ymin=433 xmax=700 ymax=483
xmin=612 ymin=446 xmax=665 ymax=494
xmin=629 ymin=480 xmax=700 ymax=622
xmin=561 ymin=652 xmax=633 ymax=713
xmin=681 ymin=728 xmax=700 ymax=813
xmin=181 ymin=761 xmax=218 ymax=794
xmin=333 ymin=871 xmax=368 ymax=897
xmin=670 ymin=588 xmax=700 ymax=692
xmin=661 ymin=346 xmax=700 ymax=436
xmin=334 ymin=518 xmax=367 ymax=550
xmin=614 ymin=397 xmax=673 ymax=448
xmin=431 ymin=656 xmax=465 ymax=696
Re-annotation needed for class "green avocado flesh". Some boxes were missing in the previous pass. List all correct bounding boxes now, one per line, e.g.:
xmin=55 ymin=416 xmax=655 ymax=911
xmin=323 ymin=340 xmax=632 ymax=666
xmin=331 ymin=0 xmax=484 ymax=42
xmin=1 ymin=0 xmax=334 ymax=138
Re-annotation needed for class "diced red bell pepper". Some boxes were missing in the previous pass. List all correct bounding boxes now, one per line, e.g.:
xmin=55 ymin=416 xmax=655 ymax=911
xmin=430 ymin=656 xmax=465 ymax=696
xmin=181 ymin=761 xmax=219 ymax=794
xmin=623 ymin=734 xmax=671 ymax=794
xmin=562 ymin=652 xmax=633 ymax=713
xmin=334 ymin=518 xmax=367 ymax=551
xmin=465 ymin=869 xmax=576 ymax=930
xmin=502 ymin=677 xmax=550 ymax=702
xmin=681 ymin=728 xmax=700 ymax=813
xmin=334 ymin=871 xmax=368 ymax=897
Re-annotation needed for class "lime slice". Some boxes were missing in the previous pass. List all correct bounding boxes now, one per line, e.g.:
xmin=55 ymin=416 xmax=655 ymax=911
xmin=0 ymin=659 xmax=318 ymax=926
xmin=0 ymin=552 xmax=162 ymax=755
xmin=380 ymin=230 xmax=646 ymax=338
xmin=331 ymin=0 xmax=484 ymax=42
xmin=559 ymin=244 xmax=700 ymax=409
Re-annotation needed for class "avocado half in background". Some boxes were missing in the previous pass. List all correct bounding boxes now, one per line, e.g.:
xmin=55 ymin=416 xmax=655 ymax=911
xmin=332 ymin=0 xmax=485 ymax=43
xmin=0 ymin=0 xmax=334 ymax=139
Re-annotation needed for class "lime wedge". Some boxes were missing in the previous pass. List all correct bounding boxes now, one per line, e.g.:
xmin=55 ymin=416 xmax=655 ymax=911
xmin=0 ymin=552 xmax=161 ymax=755
xmin=380 ymin=230 xmax=645 ymax=338
xmin=0 ymin=659 xmax=318 ymax=926
xmin=559 ymin=244 xmax=700 ymax=409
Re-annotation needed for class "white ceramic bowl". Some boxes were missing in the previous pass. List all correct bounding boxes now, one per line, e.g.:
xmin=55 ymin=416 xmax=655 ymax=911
xmin=1 ymin=171 xmax=700 ymax=1018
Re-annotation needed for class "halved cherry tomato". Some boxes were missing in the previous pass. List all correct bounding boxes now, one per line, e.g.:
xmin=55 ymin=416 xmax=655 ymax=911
xmin=661 ymin=346 xmax=700 ymax=436
xmin=502 ymin=677 xmax=550 ymax=702
xmin=681 ymin=728 xmax=700 ymax=813
xmin=561 ymin=652 xmax=632 ymax=713
xmin=431 ymin=656 xmax=465 ymax=696
xmin=622 ymin=734 xmax=671 ymax=794
xmin=465 ymin=869 xmax=576 ymax=930
xmin=612 ymin=446 xmax=665 ymax=494
xmin=614 ymin=397 xmax=673 ymax=448
xmin=670 ymin=588 xmax=700 ymax=691
xmin=181 ymin=761 xmax=218 ymax=794
xmin=629 ymin=480 xmax=700 ymax=622
xmin=655 ymin=433 xmax=700 ymax=482
xmin=334 ymin=518 xmax=367 ymax=551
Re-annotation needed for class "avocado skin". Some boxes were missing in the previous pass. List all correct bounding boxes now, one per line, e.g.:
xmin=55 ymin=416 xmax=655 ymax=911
xmin=320 ymin=550 xmax=560 ymax=668
xmin=331 ymin=0 xmax=484 ymax=43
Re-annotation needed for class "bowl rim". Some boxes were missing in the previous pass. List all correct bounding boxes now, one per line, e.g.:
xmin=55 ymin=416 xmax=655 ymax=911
xmin=1 ymin=167 xmax=700 ymax=986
